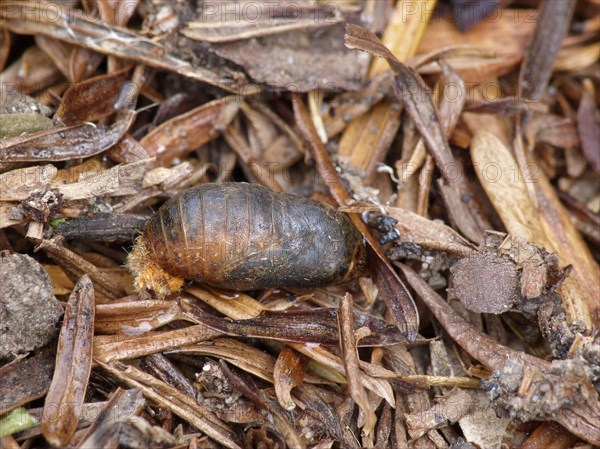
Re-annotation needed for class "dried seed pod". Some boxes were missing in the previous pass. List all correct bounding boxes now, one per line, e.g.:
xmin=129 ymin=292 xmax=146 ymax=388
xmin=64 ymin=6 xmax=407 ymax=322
xmin=128 ymin=183 xmax=367 ymax=299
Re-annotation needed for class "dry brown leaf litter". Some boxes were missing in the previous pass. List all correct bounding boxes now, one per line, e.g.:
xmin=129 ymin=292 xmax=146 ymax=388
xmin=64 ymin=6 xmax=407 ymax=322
xmin=0 ymin=1 xmax=599 ymax=448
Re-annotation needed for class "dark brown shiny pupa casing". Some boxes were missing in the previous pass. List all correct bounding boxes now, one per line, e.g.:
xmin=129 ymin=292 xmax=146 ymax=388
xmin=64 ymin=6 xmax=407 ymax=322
xmin=128 ymin=183 xmax=367 ymax=298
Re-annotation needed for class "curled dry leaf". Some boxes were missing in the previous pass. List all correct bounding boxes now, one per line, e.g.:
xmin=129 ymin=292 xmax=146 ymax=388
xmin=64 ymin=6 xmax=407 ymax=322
xmin=274 ymin=348 xmax=305 ymax=411
xmin=54 ymin=66 xmax=133 ymax=126
xmin=41 ymin=275 xmax=95 ymax=447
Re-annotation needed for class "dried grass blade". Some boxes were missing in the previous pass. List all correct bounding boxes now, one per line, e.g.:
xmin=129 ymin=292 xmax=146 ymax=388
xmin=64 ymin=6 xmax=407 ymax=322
xmin=41 ymin=275 xmax=95 ymax=447
xmin=97 ymin=361 xmax=242 ymax=449
xmin=338 ymin=293 xmax=376 ymax=437
xmin=93 ymin=325 xmax=221 ymax=363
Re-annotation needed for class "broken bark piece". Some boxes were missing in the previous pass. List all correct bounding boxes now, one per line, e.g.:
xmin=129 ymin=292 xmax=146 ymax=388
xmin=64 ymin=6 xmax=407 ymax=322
xmin=182 ymin=3 xmax=369 ymax=92
xmin=448 ymin=252 xmax=518 ymax=314
xmin=0 ymin=351 xmax=54 ymax=414
xmin=52 ymin=213 xmax=149 ymax=242
xmin=0 ymin=251 xmax=63 ymax=359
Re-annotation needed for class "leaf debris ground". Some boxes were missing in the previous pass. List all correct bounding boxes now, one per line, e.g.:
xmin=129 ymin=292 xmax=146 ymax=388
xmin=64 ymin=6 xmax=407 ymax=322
xmin=0 ymin=1 xmax=599 ymax=448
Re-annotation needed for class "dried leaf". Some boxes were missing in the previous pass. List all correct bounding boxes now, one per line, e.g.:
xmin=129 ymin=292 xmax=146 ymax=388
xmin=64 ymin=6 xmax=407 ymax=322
xmin=0 ymin=111 xmax=135 ymax=162
xmin=0 ymin=1 xmax=256 ymax=94
xmin=577 ymin=80 xmax=600 ymax=174
xmin=274 ymin=348 xmax=305 ymax=411
xmin=54 ymin=66 xmax=132 ymax=125
xmin=36 ymin=238 xmax=127 ymax=299
xmin=97 ymin=361 xmax=242 ymax=449
xmin=75 ymin=388 xmax=145 ymax=449
xmin=338 ymin=293 xmax=376 ymax=437
xmin=140 ymin=97 xmax=239 ymax=167
xmin=41 ymin=275 xmax=95 ymax=447
xmin=404 ymin=388 xmax=476 ymax=439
